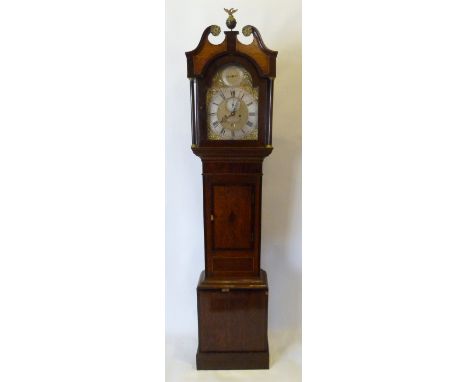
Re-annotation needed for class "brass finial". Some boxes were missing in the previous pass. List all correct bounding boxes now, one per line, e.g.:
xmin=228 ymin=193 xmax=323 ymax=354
xmin=210 ymin=25 xmax=221 ymax=36
xmin=224 ymin=8 xmax=238 ymax=30
xmin=242 ymin=25 xmax=253 ymax=37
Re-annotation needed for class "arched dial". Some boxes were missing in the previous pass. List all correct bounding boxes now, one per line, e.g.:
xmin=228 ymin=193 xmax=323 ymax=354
xmin=206 ymin=65 xmax=258 ymax=141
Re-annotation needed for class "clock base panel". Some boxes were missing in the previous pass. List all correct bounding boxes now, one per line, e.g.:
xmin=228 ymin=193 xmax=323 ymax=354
xmin=196 ymin=270 xmax=269 ymax=370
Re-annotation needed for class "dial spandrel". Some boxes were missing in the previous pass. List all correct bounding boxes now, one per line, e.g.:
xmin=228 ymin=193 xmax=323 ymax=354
xmin=206 ymin=65 xmax=258 ymax=141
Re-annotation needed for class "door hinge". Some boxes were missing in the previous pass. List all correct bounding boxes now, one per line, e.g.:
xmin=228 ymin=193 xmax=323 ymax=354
xmin=210 ymin=214 xmax=214 ymax=221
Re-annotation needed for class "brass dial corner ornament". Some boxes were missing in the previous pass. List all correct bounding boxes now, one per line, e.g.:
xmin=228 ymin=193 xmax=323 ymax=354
xmin=224 ymin=8 xmax=238 ymax=30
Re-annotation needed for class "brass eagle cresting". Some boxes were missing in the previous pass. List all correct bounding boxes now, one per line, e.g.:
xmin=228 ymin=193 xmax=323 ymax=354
xmin=224 ymin=8 xmax=238 ymax=30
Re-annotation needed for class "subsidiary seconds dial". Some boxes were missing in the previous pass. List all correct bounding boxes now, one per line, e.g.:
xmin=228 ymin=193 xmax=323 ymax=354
xmin=207 ymin=87 xmax=258 ymax=140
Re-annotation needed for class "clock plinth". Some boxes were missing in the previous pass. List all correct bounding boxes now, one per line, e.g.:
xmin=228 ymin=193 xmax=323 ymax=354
xmin=196 ymin=270 xmax=269 ymax=370
xmin=186 ymin=18 xmax=277 ymax=370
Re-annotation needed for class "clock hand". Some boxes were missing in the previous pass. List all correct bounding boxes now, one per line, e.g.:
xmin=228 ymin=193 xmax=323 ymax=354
xmin=230 ymin=100 xmax=241 ymax=116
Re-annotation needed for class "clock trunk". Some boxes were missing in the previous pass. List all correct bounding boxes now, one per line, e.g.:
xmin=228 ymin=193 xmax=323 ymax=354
xmin=203 ymin=169 xmax=262 ymax=279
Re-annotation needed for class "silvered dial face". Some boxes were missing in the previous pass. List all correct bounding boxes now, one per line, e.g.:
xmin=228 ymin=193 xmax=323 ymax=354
xmin=207 ymin=87 xmax=258 ymax=140
xmin=207 ymin=65 xmax=258 ymax=140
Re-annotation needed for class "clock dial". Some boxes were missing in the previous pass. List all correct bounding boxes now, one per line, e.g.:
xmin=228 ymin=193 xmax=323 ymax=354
xmin=206 ymin=65 xmax=258 ymax=141
xmin=208 ymin=87 xmax=258 ymax=140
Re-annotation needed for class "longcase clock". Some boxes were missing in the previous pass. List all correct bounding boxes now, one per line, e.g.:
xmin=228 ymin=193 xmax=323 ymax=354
xmin=185 ymin=9 xmax=277 ymax=370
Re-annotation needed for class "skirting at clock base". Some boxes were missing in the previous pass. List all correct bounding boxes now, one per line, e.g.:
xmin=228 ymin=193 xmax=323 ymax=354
xmin=196 ymin=347 xmax=269 ymax=370
xmin=196 ymin=270 xmax=269 ymax=370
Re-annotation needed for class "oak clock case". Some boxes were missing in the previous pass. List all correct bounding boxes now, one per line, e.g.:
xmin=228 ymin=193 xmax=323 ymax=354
xmin=186 ymin=19 xmax=277 ymax=370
